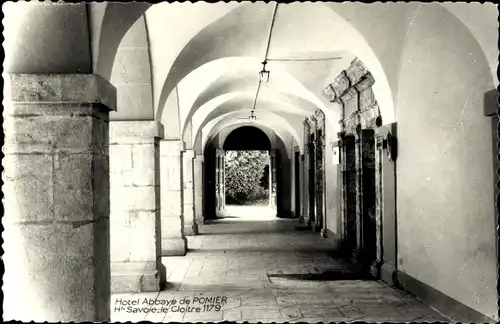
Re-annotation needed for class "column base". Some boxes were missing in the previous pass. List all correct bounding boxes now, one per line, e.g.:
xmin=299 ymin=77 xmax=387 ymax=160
xmin=351 ymin=248 xmax=362 ymax=270
xmin=161 ymin=237 xmax=187 ymax=256
xmin=380 ymin=262 xmax=397 ymax=286
xmin=370 ymin=260 xmax=382 ymax=278
xmin=184 ymin=223 xmax=198 ymax=236
xmin=320 ymin=228 xmax=328 ymax=238
xmin=215 ymin=209 xmax=226 ymax=218
xmin=111 ymin=262 xmax=166 ymax=293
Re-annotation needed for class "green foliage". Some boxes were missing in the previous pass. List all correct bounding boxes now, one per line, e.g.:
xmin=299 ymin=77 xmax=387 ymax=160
xmin=225 ymin=150 xmax=269 ymax=204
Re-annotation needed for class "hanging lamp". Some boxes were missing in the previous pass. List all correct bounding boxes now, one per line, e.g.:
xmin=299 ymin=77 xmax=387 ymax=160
xmin=259 ymin=61 xmax=270 ymax=83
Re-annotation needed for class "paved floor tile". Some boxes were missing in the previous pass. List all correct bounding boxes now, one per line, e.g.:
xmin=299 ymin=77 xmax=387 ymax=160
xmin=110 ymin=206 xmax=451 ymax=323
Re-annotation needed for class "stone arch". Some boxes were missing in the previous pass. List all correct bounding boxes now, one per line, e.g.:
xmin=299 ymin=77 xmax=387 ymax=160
xmin=223 ymin=126 xmax=272 ymax=151
xmin=152 ymin=3 xmax=397 ymax=128
xmin=199 ymin=110 xmax=303 ymax=156
xmin=109 ymin=15 xmax=154 ymax=121
xmin=189 ymin=95 xmax=312 ymax=143
xmin=94 ymin=3 xmax=496 ymax=135
xmin=177 ymin=57 xmax=329 ymax=138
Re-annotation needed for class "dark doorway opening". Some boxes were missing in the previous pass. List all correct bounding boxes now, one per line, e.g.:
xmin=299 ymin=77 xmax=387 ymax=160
xmin=344 ymin=135 xmax=357 ymax=253
xmin=360 ymin=129 xmax=377 ymax=269
xmin=308 ymin=134 xmax=316 ymax=226
xmin=294 ymin=151 xmax=300 ymax=218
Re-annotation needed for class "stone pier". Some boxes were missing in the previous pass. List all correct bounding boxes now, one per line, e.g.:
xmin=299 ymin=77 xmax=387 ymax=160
xmin=193 ymin=154 xmax=205 ymax=227
xmin=182 ymin=149 xmax=197 ymax=235
xmin=109 ymin=121 xmax=166 ymax=293
xmin=3 ymin=74 xmax=114 ymax=322
xmin=160 ymin=140 xmax=188 ymax=256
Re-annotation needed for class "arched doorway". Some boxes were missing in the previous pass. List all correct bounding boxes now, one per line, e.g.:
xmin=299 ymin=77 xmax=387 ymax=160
xmin=204 ymin=126 xmax=278 ymax=221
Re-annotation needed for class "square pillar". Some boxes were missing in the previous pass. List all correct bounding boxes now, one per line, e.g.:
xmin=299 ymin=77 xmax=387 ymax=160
xmin=160 ymin=140 xmax=187 ymax=256
xmin=109 ymin=121 xmax=166 ymax=293
xmin=3 ymin=74 xmax=115 ymax=322
xmin=182 ymin=149 xmax=197 ymax=235
xmin=193 ymin=154 xmax=205 ymax=227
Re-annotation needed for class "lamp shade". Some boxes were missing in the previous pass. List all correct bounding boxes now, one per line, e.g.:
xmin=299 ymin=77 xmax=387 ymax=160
xmin=259 ymin=61 xmax=270 ymax=83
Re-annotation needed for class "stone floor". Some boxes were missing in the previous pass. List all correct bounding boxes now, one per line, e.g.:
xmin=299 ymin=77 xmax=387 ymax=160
xmin=111 ymin=206 xmax=451 ymax=323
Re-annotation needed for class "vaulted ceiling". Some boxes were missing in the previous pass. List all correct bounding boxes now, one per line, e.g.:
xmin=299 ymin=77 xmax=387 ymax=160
xmin=98 ymin=2 xmax=497 ymax=152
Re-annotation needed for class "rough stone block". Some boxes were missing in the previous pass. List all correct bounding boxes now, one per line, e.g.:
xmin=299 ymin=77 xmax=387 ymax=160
xmin=112 ymin=84 xmax=154 ymax=121
xmin=184 ymin=223 xmax=198 ymax=236
xmin=111 ymin=268 xmax=160 ymax=293
xmin=131 ymin=143 xmax=156 ymax=186
xmin=54 ymin=152 xmax=95 ymax=221
xmin=161 ymin=216 xmax=183 ymax=237
xmin=91 ymin=114 xmax=109 ymax=155
xmin=92 ymin=154 xmax=110 ymax=218
xmin=160 ymin=159 xmax=183 ymax=191
xmin=159 ymin=140 xmax=184 ymax=157
xmin=110 ymin=170 xmax=133 ymax=187
xmin=6 ymin=112 xmax=96 ymax=152
xmin=129 ymin=211 xmax=157 ymax=262
xmin=110 ymin=227 xmax=132 ymax=263
xmin=7 ymin=74 xmax=116 ymax=112
xmin=109 ymin=121 xmax=163 ymax=144
xmin=3 ymin=221 xmax=107 ymax=322
xmin=109 ymin=144 xmax=133 ymax=170
xmin=161 ymin=238 xmax=187 ymax=256
xmin=161 ymin=189 xmax=183 ymax=215
xmin=93 ymin=218 xmax=111 ymax=321
xmin=3 ymin=154 xmax=54 ymax=223
xmin=111 ymin=186 xmax=157 ymax=211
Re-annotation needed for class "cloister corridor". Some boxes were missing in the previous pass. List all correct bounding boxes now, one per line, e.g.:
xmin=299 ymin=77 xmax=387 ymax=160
xmin=111 ymin=205 xmax=449 ymax=323
xmin=2 ymin=2 xmax=499 ymax=323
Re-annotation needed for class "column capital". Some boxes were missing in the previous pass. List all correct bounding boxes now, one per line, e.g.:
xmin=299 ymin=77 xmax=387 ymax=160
xmin=182 ymin=148 xmax=196 ymax=158
xmin=110 ymin=121 xmax=164 ymax=144
xmin=195 ymin=155 xmax=204 ymax=163
xmin=160 ymin=140 xmax=185 ymax=157
xmin=5 ymin=74 xmax=116 ymax=111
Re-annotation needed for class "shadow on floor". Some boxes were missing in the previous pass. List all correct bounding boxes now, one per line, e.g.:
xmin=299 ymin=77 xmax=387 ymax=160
xmin=267 ymin=270 xmax=373 ymax=282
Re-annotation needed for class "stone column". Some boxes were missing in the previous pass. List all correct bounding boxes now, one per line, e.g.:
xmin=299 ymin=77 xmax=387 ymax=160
xmin=308 ymin=141 xmax=316 ymax=228
xmin=352 ymin=126 xmax=363 ymax=264
xmin=3 ymin=74 xmax=114 ymax=322
xmin=337 ymin=134 xmax=346 ymax=242
xmin=314 ymin=136 xmax=325 ymax=233
xmin=160 ymin=140 xmax=187 ymax=256
xmin=303 ymin=146 xmax=310 ymax=225
xmin=215 ymin=154 xmax=221 ymax=216
xmin=215 ymin=149 xmax=226 ymax=218
xmin=221 ymin=154 xmax=226 ymax=210
xmin=193 ymin=154 xmax=205 ymax=227
xmin=373 ymin=132 xmax=384 ymax=276
xmin=109 ymin=121 xmax=166 ymax=293
xmin=269 ymin=150 xmax=277 ymax=207
xmin=182 ymin=149 xmax=197 ymax=235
